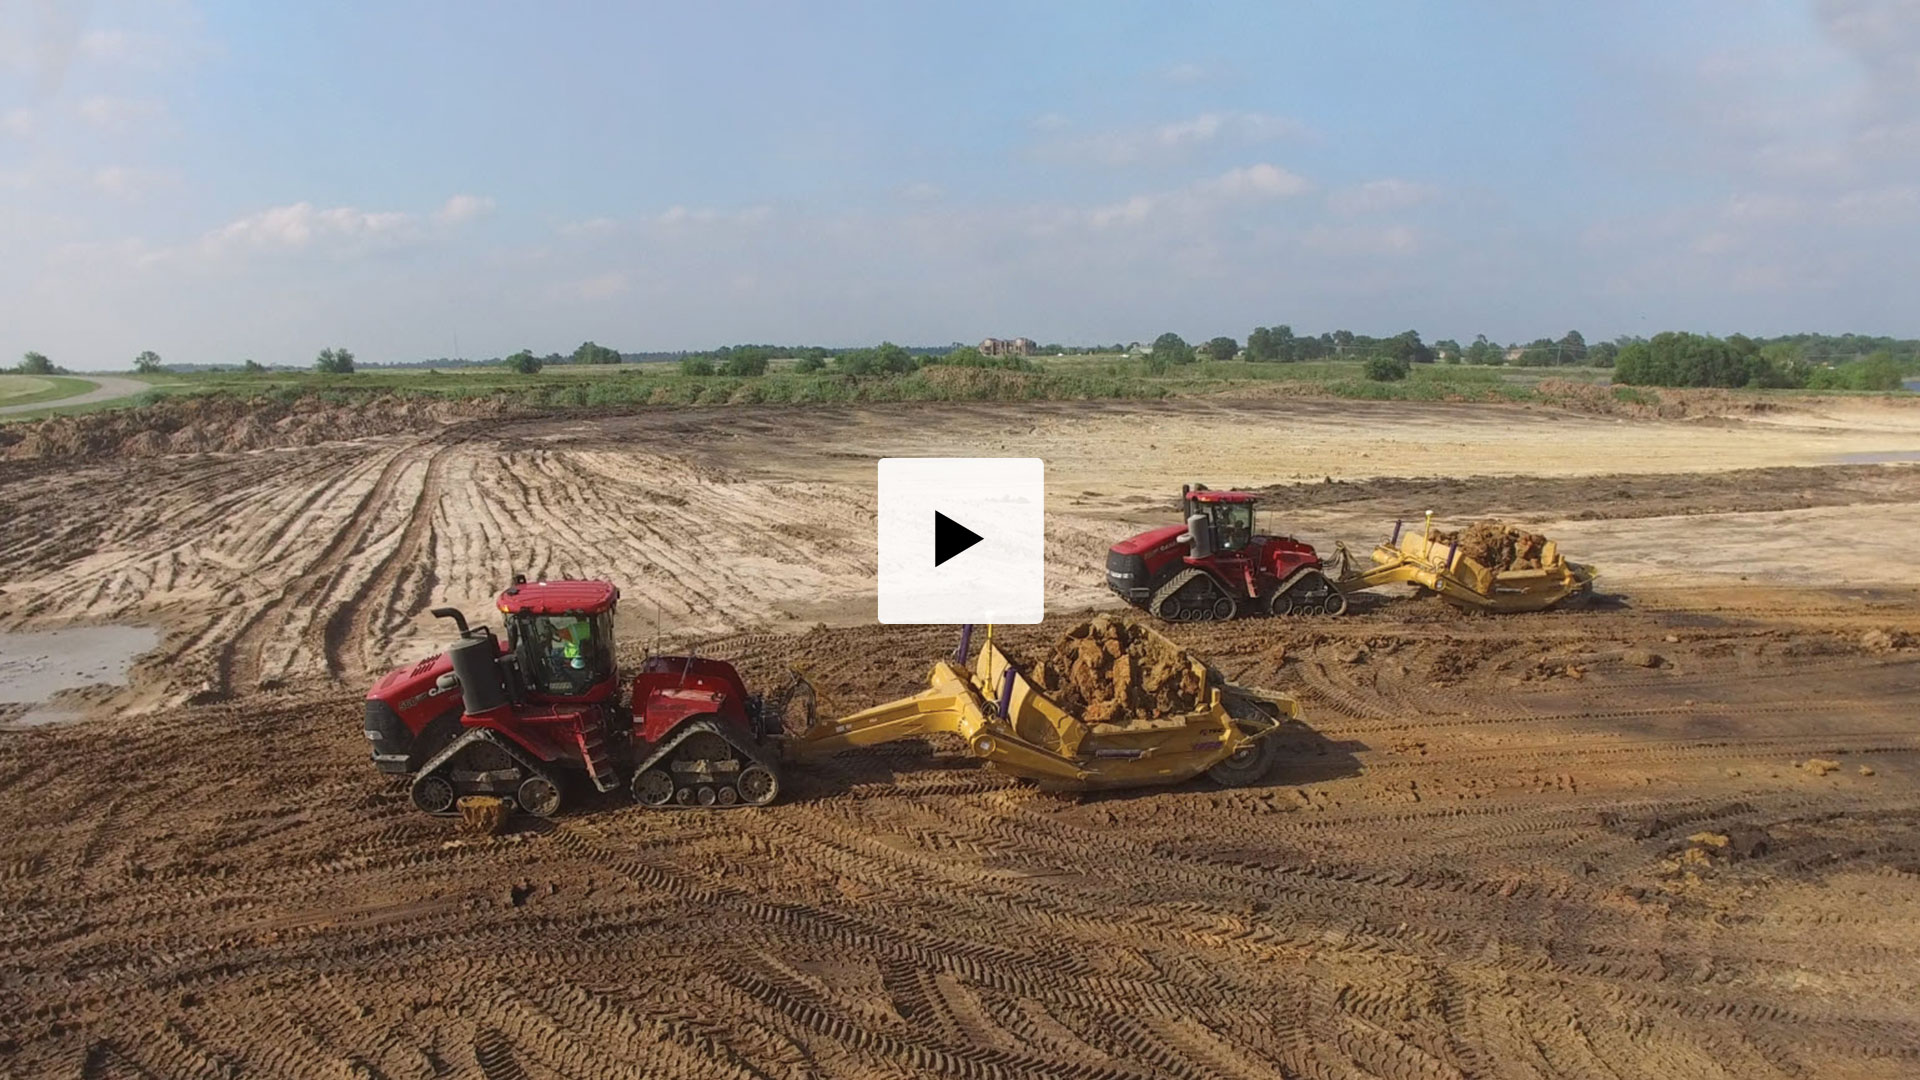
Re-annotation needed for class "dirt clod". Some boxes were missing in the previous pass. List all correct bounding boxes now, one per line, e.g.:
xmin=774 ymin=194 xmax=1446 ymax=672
xmin=456 ymin=797 xmax=509 ymax=836
xmin=1023 ymin=617 xmax=1204 ymax=726
xmin=1624 ymin=649 xmax=1665 ymax=668
xmin=1725 ymin=825 xmax=1772 ymax=859
xmin=1861 ymin=628 xmax=1914 ymax=652
xmin=1801 ymin=758 xmax=1841 ymax=776
xmin=1433 ymin=520 xmax=1551 ymax=572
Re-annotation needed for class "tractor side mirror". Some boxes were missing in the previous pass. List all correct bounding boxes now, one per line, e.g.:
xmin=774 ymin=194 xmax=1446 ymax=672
xmin=1187 ymin=513 xmax=1213 ymax=558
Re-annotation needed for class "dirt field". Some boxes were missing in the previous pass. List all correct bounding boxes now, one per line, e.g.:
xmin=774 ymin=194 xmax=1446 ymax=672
xmin=3 ymin=394 xmax=1920 ymax=1077
xmin=5 ymin=396 xmax=1920 ymax=709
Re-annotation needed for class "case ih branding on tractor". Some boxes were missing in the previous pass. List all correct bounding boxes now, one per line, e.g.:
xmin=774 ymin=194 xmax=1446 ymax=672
xmin=365 ymin=577 xmax=1303 ymax=826
xmin=1108 ymin=484 xmax=1597 ymax=621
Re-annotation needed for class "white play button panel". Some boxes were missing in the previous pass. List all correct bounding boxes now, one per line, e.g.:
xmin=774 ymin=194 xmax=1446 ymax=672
xmin=878 ymin=458 xmax=1044 ymax=624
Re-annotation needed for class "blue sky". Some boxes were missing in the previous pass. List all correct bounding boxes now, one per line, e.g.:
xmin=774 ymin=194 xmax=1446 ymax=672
xmin=3 ymin=0 xmax=1916 ymax=369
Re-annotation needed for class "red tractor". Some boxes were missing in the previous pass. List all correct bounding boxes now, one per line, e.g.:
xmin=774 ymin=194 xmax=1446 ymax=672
xmin=1106 ymin=485 xmax=1347 ymax=621
xmin=363 ymin=577 xmax=786 ymax=818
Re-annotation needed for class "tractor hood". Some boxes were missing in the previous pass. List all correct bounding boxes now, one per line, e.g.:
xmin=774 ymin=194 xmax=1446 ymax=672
xmin=1109 ymin=523 xmax=1187 ymax=557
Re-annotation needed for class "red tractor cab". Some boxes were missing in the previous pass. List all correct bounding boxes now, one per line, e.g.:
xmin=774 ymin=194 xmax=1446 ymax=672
xmin=363 ymin=577 xmax=783 ymax=819
xmin=1105 ymin=484 xmax=1347 ymax=621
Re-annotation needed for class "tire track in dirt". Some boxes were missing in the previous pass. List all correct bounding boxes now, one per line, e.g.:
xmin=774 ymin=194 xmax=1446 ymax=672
xmin=6 ymin=405 xmax=1920 ymax=1074
xmin=209 ymin=442 xmax=425 ymax=695
xmin=320 ymin=442 xmax=456 ymax=679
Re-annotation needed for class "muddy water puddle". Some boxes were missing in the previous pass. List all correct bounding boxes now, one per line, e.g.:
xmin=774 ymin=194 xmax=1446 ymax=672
xmin=1833 ymin=450 xmax=1920 ymax=464
xmin=0 ymin=625 xmax=158 ymax=727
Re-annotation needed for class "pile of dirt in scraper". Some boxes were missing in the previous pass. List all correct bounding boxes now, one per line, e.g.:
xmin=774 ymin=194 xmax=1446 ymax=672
xmin=1023 ymin=615 xmax=1206 ymax=726
xmin=1436 ymin=520 xmax=1551 ymax=572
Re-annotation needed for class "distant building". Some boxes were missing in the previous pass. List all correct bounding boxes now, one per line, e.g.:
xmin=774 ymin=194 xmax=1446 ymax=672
xmin=1504 ymin=346 xmax=1526 ymax=363
xmin=979 ymin=337 xmax=1036 ymax=357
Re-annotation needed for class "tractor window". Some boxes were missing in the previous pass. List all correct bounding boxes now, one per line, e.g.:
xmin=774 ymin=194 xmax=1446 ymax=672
xmin=1210 ymin=504 xmax=1254 ymax=552
xmin=509 ymin=612 xmax=615 ymax=697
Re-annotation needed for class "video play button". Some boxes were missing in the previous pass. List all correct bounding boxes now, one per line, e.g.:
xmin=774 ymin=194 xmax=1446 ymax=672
xmin=932 ymin=511 xmax=984 ymax=566
xmin=877 ymin=458 xmax=1044 ymax=624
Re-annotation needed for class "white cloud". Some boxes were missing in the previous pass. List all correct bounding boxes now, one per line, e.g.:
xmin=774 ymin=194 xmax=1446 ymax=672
xmin=1030 ymin=112 xmax=1069 ymax=132
xmin=1087 ymin=195 xmax=1156 ymax=230
xmin=1087 ymin=163 xmax=1311 ymax=230
xmin=1302 ymin=224 xmax=1419 ymax=256
xmin=1723 ymin=193 xmax=1803 ymax=221
xmin=1328 ymin=179 xmax=1436 ymax=215
xmin=74 ymin=27 xmax=211 ymax=71
xmin=199 ymin=202 xmax=417 ymax=256
xmin=77 ymin=96 xmax=166 ymax=133
xmin=1162 ymin=62 xmax=1210 ymax=85
xmin=2 ymin=107 xmax=33 ymax=138
xmin=1195 ymin=163 xmax=1310 ymax=200
xmin=1818 ymin=0 xmax=1920 ymax=96
xmin=567 ymin=272 xmax=628 ymax=301
xmin=180 ymin=194 xmax=495 ymax=259
xmin=1037 ymin=111 xmax=1307 ymax=166
xmin=559 ymin=217 xmax=621 ymax=237
xmin=1857 ymin=120 xmax=1920 ymax=158
xmin=92 ymin=166 xmax=175 ymax=200
xmin=656 ymin=204 xmax=773 ymax=226
xmin=1832 ymin=184 xmax=1920 ymax=223
xmin=1 ymin=7 xmax=212 ymax=94
xmin=77 ymin=29 xmax=140 ymax=64
xmin=434 ymin=194 xmax=495 ymax=224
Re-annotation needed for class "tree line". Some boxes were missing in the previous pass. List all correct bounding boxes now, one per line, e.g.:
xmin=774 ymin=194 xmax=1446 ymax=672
xmin=1613 ymin=333 xmax=1908 ymax=390
xmin=12 ymin=329 xmax=1913 ymax=391
xmin=1132 ymin=326 xmax=1916 ymax=386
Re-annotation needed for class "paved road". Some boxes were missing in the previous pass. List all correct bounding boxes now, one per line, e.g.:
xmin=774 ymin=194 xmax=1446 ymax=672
xmin=0 ymin=375 xmax=149 ymax=417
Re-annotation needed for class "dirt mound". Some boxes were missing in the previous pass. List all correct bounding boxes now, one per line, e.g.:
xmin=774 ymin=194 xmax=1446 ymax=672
xmin=1024 ymin=615 xmax=1205 ymax=725
xmin=1436 ymin=519 xmax=1550 ymax=571
xmin=0 ymin=393 xmax=524 ymax=460
xmin=1535 ymin=380 xmax=1812 ymax=421
xmin=912 ymin=365 xmax=1041 ymax=398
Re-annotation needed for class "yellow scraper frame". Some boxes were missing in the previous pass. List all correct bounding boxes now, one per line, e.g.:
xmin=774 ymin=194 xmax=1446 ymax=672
xmin=784 ymin=624 xmax=1299 ymax=791
xmin=1335 ymin=512 xmax=1597 ymax=613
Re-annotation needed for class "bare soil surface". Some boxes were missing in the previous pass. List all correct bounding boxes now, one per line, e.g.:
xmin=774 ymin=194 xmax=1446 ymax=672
xmin=5 ymin=394 xmax=1920 ymax=1076
xmin=2 ymin=595 xmax=1918 ymax=1077
xmin=3 ymin=396 xmax=1919 ymax=711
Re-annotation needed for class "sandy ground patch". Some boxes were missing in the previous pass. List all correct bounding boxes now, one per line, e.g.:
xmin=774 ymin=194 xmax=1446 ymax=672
xmin=1 ymin=396 xmax=1917 ymax=708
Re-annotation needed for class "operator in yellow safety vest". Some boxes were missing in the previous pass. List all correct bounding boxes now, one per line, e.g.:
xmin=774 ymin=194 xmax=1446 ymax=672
xmin=549 ymin=617 xmax=592 ymax=672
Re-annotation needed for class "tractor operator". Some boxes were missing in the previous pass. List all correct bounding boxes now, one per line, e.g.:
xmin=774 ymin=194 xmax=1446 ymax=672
xmin=543 ymin=616 xmax=596 ymax=692
xmin=552 ymin=617 xmax=590 ymax=667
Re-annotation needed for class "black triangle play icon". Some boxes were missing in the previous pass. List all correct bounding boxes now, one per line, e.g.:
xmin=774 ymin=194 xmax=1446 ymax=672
xmin=933 ymin=511 xmax=984 ymax=567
